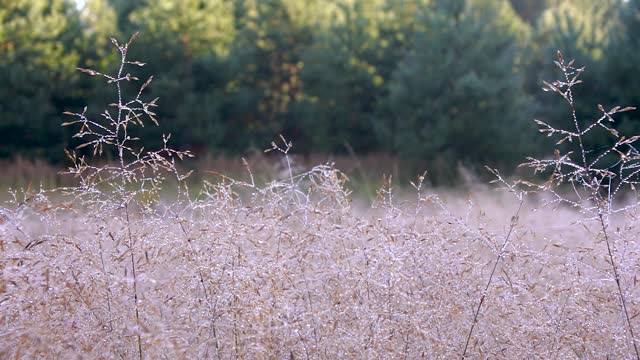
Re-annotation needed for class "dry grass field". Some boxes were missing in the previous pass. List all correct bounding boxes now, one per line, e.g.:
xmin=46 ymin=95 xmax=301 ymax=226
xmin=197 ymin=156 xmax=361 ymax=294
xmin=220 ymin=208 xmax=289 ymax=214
xmin=2 ymin=37 xmax=640 ymax=359
xmin=2 ymin=166 xmax=640 ymax=358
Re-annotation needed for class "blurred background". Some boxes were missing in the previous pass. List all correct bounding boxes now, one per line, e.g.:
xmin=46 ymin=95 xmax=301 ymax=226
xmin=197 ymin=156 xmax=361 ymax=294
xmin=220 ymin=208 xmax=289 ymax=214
xmin=1 ymin=0 xmax=639 ymax=188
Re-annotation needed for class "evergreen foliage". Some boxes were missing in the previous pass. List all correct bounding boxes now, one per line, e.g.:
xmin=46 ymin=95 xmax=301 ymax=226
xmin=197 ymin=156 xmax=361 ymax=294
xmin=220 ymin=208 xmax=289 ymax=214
xmin=0 ymin=0 xmax=636 ymax=178
xmin=376 ymin=0 xmax=535 ymax=173
xmin=0 ymin=0 xmax=82 ymax=160
xmin=604 ymin=0 xmax=640 ymax=140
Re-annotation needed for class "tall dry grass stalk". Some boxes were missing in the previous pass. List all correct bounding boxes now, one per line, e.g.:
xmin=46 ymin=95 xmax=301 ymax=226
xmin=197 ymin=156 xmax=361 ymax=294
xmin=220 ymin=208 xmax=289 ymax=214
xmin=2 ymin=38 xmax=640 ymax=359
xmin=521 ymin=51 xmax=640 ymax=358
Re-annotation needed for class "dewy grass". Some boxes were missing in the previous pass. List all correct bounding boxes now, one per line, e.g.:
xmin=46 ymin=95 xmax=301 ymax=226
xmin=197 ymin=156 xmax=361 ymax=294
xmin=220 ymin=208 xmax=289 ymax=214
xmin=2 ymin=38 xmax=640 ymax=359
xmin=521 ymin=51 xmax=640 ymax=359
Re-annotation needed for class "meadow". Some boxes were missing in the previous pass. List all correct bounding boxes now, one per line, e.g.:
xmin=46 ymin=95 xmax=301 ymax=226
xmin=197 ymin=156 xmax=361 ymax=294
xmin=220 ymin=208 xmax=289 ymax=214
xmin=2 ymin=36 xmax=640 ymax=359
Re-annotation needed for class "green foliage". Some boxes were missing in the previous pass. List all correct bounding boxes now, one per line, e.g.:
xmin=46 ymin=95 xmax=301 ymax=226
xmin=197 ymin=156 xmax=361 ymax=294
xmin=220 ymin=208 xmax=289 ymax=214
xmin=222 ymin=0 xmax=312 ymax=151
xmin=376 ymin=0 xmax=535 ymax=176
xmin=0 ymin=0 xmax=82 ymax=160
xmin=296 ymin=0 xmax=396 ymax=153
xmin=603 ymin=0 xmax=640 ymax=139
xmin=122 ymin=0 xmax=235 ymax=152
xmin=0 ymin=0 xmax=637 ymax=180
xmin=526 ymin=0 xmax=620 ymax=156
xmin=509 ymin=0 xmax=551 ymax=23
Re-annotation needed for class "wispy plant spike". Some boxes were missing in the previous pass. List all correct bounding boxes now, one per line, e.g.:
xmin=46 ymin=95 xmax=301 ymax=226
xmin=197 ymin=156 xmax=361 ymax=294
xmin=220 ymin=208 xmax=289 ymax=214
xmin=127 ymin=31 xmax=139 ymax=47
xmin=77 ymin=67 xmax=100 ymax=76
xmin=521 ymin=52 xmax=640 ymax=359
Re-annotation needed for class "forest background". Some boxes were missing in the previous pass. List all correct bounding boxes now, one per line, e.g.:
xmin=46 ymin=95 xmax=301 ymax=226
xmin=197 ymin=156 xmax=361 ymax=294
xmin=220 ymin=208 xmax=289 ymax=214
xmin=2 ymin=0 xmax=639 ymax=184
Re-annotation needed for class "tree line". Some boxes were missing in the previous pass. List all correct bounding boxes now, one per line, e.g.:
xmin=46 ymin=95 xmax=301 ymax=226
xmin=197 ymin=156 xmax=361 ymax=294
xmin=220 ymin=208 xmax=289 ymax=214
xmin=1 ymin=0 xmax=639 ymax=176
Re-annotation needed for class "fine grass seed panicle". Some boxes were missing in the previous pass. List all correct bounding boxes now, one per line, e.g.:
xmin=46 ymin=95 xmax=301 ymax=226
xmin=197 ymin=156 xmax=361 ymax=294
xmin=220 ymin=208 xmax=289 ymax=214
xmin=3 ymin=38 xmax=640 ymax=359
xmin=520 ymin=50 xmax=640 ymax=359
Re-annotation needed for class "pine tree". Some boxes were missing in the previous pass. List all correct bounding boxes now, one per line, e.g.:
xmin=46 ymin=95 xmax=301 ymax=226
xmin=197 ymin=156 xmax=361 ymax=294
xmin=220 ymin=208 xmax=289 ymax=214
xmin=116 ymin=0 xmax=237 ymax=153
xmin=603 ymin=0 xmax=640 ymax=139
xmin=509 ymin=0 xmax=551 ymax=24
xmin=376 ymin=0 xmax=535 ymax=176
xmin=295 ymin=0 xmax=392 ymax=153
xmin=528 ymin=0 xmax=620 ymax=155
xmin=222 ymin=0 xmax=312 ymax=151
xmin=0 ymin=0 xmax=83 ymax=159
